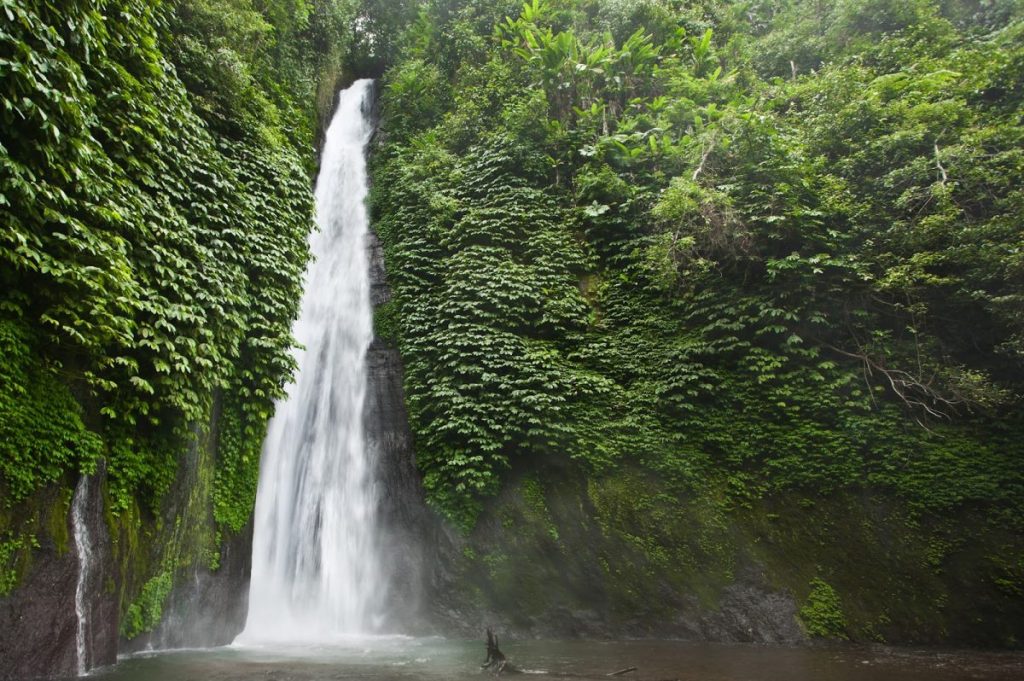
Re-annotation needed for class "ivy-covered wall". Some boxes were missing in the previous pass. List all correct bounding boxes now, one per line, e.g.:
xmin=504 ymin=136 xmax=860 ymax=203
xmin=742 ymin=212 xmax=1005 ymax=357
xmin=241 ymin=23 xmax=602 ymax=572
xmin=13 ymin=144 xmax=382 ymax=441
xmin=0 ymin=0 xmax=359 ymax=670
xmin=3 ymin=0 xmax=1024 ymax=670
xmin=370 ymin=0 xmax=1024 ymax=645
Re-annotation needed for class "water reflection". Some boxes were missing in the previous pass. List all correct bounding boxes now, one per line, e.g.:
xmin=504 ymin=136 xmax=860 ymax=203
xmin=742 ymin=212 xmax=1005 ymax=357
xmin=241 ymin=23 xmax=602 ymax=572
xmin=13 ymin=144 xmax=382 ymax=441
xmin=79 ymin=637 xmax=1023 ymax=681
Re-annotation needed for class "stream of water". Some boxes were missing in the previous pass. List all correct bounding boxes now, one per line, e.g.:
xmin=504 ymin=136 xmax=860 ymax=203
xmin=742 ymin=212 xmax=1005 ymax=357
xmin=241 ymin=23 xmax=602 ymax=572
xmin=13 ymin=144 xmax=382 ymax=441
xmin=237 ymin=78 xmax=384 ymax=644
xmin=71 ymin=474 xmax=94 ymax=675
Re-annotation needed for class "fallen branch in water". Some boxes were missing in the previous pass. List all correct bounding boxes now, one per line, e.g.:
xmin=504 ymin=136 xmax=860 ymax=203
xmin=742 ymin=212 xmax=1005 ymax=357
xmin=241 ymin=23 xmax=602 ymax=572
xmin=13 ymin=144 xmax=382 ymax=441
xmin=480 ymin=628 xmax=647 ymax=678
xmin=482 ymin=627 xmax=520 ymax=675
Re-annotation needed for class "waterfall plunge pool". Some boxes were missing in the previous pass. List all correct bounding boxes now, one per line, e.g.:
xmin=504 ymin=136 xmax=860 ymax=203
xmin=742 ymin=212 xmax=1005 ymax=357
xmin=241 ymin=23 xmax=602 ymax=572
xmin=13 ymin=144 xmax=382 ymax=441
xmin=77 ymin=637 xmax=1023 ymax=681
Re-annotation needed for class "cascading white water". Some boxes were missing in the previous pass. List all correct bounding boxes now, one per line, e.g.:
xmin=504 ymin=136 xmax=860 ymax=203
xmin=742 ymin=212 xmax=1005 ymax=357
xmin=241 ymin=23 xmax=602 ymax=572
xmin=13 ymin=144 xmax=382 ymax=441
xmin=71 ymin=474 xmax=93 ymax=675
xmin=237 ymin=79 xmax=385 ymax=643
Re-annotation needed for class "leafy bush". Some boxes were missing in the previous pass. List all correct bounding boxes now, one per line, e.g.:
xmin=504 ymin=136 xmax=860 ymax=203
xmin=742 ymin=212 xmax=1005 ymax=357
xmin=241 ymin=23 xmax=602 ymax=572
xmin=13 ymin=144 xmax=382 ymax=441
xmin=799 ymin=578 xmax=848 ymax=638
xmin=120 ymin=567 xmax=174 ymax=639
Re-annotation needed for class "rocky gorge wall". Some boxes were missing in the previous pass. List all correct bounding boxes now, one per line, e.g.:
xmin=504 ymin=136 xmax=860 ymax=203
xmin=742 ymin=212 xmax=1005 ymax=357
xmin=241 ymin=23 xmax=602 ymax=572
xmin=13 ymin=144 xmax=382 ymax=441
xmin=0 ymin=476 xmax=118 ymax=679
xmin=409 ymin=460 xmax=1023 ymax=647
xmin=365 ymin=230 xmax=439 ymax=635
xmin=414 ymin=460 xmax=1023 ymax=646
xmin=0 ymin=143 xmax=438 ymax=680
xmin=327 ymin=90 xmax=1023 ymax=648
xmin=0 ymin=79 xmax=424 ymax=680
xmin=6 ymin=79 xmax=1022 ymax=681
xmin=361 ymin=124 xmax=1021 ymax=651
xmin=363 ymin=193 xmax=797 ymax=644
xmin=358 ymin=126 xmax=808 ymax=643
xmin=419 ymin=466 xmax=806 ymax=643
xmin=361 ymin=0 xmax=1024 ymax=652
xmin=0 ymin=405 xmax=254 ymax=680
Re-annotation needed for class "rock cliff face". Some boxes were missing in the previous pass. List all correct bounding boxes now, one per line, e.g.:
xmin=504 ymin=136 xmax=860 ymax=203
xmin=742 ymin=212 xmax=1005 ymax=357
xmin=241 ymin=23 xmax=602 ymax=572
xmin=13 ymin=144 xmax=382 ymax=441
xmin=0 ymin=84 xmax=432 ymax=681
xmin=0 ymin=529 xmax=79 ymax=680
xmin=0 ymin=152 xmax=435 ymax=681
xmin=361 ymin=102 xmax=806 ymax=643
xmin=119 ymin=410 xmax=251 ymax=654
xmin=0 ymin=411 xmax=252 ymax=680
xmin=415 ymin=463 xmax=1020 ymax=647
xmin=360 ymin=139 xmax=804 ymax=642
xmin=365 ymin=228 xmax=441 ymax=634
xmin=420 ymin=466 xmax=805 ymax=643
xmin=130 ymin=528 xmax=251 ymax=651
xmin=0 ymin=478 xmax=118 ymax=680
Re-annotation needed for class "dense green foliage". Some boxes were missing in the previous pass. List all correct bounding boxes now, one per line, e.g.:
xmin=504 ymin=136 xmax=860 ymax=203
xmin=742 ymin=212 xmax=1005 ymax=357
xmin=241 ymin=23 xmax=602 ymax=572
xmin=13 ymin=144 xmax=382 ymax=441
xmin=0 ymin=0 xmax=359 ymax=632
xmin=369 ymin=2 xmax=1024 ymax=645
xmin=369 ymin=2 xmax=1024 ymax=643
xmin=0 ymin=320 xmax=102 ymax=502
xmin=799 ymin=577 xmax=848 ymax=638
xmin=372 ymin=0 xmax=1024 ymax=532
xmin=0 ymin=0 xmax=350 ymax=518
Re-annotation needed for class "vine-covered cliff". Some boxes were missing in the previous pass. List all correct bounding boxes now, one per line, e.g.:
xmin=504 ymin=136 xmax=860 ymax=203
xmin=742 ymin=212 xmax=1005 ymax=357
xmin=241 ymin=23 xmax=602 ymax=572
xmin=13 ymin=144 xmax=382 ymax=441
xmin=369 ymin=0 xmax=1024 ymax=645
xmin=0 ymin=0 xmax=358 ymax=676
xmin=2 ymin=1 xmax=1024 ymax=677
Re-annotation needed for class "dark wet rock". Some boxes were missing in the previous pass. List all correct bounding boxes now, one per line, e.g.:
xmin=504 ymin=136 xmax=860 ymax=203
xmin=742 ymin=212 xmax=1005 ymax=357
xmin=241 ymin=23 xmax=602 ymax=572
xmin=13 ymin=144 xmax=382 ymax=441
xmin=700 ymin=568 xmax=805 ymax=644
xmin=121 ymin=401 xmax=252 ymax=653
xmin=413 ymin=463 xmax=806 ymax=644
xmin=366 ymin=232 xmax=391 ymax=308
xmin=125 ymin=523 xmax=253 ymax=652
xmin=0 ymin=474 xmax=118 ymax=681
xmin=365 ymin=229 xmax=440 ymax=634
xmin=1 ymin=380 xmax=259 ymax=681
xmin=0 ymin=520 xmax=79 ymax=680
xmin=82 ymin=473 xmax=120 ymax=670
xmin=365 ymin=335 xmax=434 ymax=632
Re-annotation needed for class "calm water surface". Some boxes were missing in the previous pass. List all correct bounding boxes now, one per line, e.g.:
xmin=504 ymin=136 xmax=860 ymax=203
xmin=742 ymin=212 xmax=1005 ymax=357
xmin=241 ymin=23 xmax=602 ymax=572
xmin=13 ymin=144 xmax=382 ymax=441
xmin=79 ymin=637 xmax=1023 ymax=681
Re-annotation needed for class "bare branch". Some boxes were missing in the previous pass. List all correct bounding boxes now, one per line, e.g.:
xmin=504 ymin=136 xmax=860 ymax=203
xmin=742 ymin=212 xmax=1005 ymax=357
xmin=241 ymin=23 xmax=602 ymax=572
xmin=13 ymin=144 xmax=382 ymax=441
xmin=934 ymin=141 xmax=948 ymax=187
xmin=820 ymin=342 xmax=970 ymax=422
xmin=692 ymin=137 xmax=715 ymax=182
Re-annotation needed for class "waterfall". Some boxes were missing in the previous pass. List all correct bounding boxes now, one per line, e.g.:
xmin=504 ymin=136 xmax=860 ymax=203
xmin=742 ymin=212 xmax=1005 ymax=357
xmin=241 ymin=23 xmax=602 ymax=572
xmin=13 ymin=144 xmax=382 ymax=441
xmin=71 ymin=474 xmax=93 ymax=675
xmin=237 ymin=79 xmax=385 ymax=643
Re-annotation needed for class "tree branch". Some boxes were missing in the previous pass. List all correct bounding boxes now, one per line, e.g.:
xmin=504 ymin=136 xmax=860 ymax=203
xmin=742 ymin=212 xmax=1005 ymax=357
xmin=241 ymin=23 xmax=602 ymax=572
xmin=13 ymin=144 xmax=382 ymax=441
xmin=692 ymin=137 xmax=715 ymax=182
xmin=821 ymin=342 xmax=968 ymax=422
xmin=934 ymin=141 xmax=948 ymax=187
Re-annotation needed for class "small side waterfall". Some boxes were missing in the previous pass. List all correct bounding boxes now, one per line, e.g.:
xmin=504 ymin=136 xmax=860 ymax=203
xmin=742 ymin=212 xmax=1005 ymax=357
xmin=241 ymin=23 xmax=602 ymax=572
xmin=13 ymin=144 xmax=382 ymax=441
xmin=237 ymin=79 xmax=385 ymax=643
xmin=71 ymin=474 xmax=94 ymax=674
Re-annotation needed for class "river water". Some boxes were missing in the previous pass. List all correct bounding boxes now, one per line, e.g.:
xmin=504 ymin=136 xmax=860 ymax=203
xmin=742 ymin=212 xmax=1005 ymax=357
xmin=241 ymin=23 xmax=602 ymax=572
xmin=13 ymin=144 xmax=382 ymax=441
xmin=82 ymin=637 xmax=1023 ymax=681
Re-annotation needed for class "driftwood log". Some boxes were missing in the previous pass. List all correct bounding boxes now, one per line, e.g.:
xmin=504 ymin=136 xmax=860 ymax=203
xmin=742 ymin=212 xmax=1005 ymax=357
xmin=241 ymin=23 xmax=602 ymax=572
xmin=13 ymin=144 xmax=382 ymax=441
xmin=608 ymin=667 xmax=638 ymax=676
xmin=480 ymin=629 xmax=656 ymax=679
xmin=481 ymin=627 xmax=520 ymax=674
